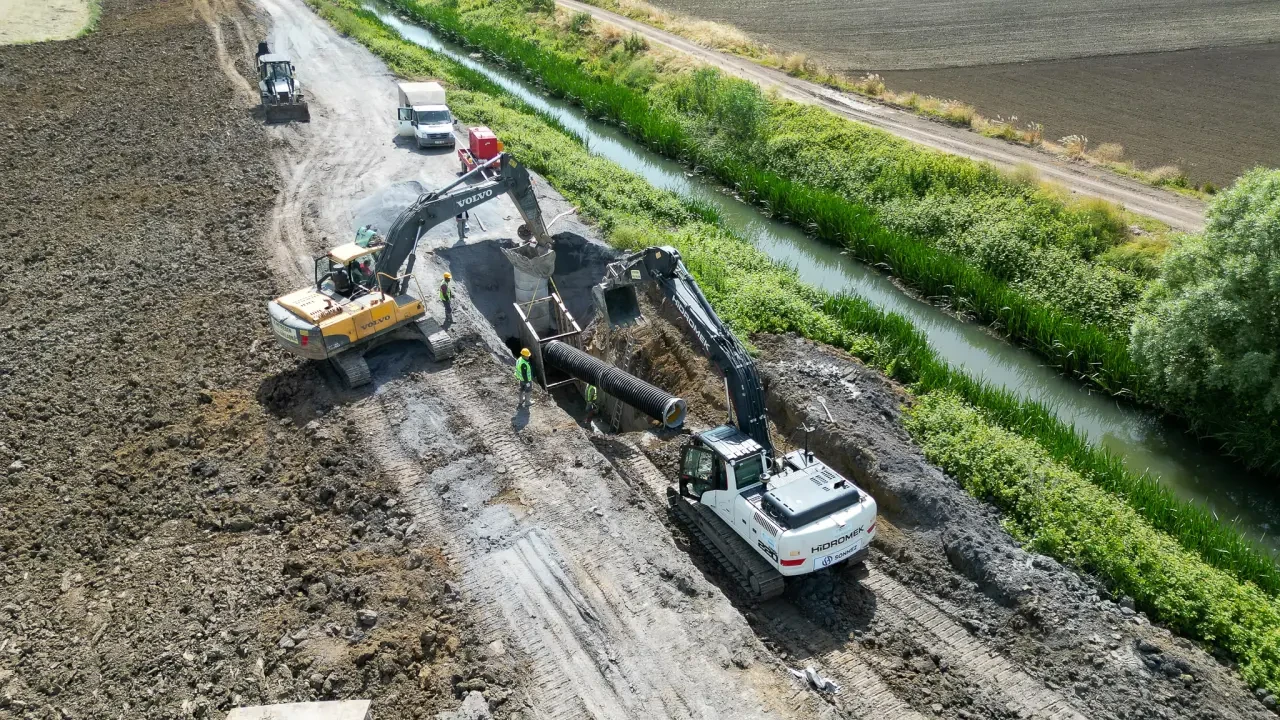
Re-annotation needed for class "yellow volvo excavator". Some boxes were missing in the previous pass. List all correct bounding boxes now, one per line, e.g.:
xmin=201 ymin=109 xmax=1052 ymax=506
xmin=267 ymin=153 xmax=551 ymax=387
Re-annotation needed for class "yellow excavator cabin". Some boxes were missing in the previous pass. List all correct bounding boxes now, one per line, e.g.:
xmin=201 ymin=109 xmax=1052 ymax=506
xmin=269 ymin=242 xmax=425 ymax=363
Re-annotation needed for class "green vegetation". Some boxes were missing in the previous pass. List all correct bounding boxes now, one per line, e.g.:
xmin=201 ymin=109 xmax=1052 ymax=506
xmin=385 ymin=0 xmax=1280 ymax=474
xmin=906 ymin=393 xmax=1280 ymax=694
xmin=308 ymin=0 xmax=1280 ymax=694
xmin=80 ymin=0 xmax=103 ymax=37
xmin=389 ymin=0 xmax=1143 ymax=384
xmin=1131 ymin=169 xmax=1280 ymax=470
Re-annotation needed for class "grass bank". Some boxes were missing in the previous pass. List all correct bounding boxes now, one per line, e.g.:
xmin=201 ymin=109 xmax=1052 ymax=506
xmin=565 ymin=0 xmax=1209 ymax=197
xmin=389 ymin=0 xmax=1147 ymax=389
xmin=907 ymin=394 xmax=1280 ymax=695
xmin=383 ymin=0 xmax=1280 ymax=482
xmin=308 ymin=0 xmax=1280 ymax=690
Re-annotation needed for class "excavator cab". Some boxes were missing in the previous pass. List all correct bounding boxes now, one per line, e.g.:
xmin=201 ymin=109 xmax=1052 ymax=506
xmin=678 ymin=426 xmax=767 ymax=501
xmin=316 ymin=244 xmax=382 ymax=299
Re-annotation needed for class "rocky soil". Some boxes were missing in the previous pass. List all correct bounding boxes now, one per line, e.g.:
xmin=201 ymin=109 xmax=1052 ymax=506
xmin=756 ymin=334 xmax=1272 ymax=720
xmin=0 ymin=2 xmax=505 ymax=717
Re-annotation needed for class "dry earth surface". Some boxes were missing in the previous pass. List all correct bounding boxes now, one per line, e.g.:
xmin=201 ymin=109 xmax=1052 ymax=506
xmin=0 ymin=1 xmax=513 ymax=718
xmin=884 ymin=42 xmax=1280 ymax=187
xmin=0 ymin=0 xmax=92 ymax=44
xmin=2 ymin=0 xmax=1278 ymax=718
xmin=641 ymin=0 xmax=1280 ymax=70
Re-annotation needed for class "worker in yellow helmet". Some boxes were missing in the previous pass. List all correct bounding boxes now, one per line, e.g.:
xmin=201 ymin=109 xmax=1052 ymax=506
xmin=515 ymin=348 xmax=534 ymax=408
xmin=439 ymin=272 xmax=454 ymax=327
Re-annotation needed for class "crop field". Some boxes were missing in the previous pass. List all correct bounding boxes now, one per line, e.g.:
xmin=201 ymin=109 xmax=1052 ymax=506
xmin=645 ymin=0 xmax=1280 ymax=186
xmin=0 ymin=0 xmax=96 ymax=44
xmin=886 ymin=42 xmax=1280 ymax=186
xmin=645 ymin=0 xmax=1280 ymax=70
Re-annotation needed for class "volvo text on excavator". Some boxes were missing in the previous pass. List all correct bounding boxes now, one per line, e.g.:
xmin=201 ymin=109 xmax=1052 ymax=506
xmin=267 ymin=152 xmax=552 ymax=387
xmin=593 ymin=246 xmax=878 ymax=601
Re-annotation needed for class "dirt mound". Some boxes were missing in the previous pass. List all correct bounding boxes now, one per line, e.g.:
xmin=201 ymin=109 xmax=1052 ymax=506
xmin=0 ymin=1 xmax=504 ymax=717
xmin=757 ymin=334 xmax=1271 ymax=720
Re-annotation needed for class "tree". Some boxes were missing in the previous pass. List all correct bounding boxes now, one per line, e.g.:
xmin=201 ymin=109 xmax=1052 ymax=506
xmin=1130 ymin=168 xmax=1280 ymax=430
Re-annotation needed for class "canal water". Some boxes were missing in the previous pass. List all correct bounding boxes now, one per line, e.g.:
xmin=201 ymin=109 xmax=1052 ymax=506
xmin=367 ymin=3 xmax=1280 ymax=552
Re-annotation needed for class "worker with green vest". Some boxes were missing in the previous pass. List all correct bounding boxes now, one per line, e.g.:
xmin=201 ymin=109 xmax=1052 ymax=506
xmin=439 ymin=272 xmax=453 ymax=326
xmin=515 ymin=347 xmax=534 ymax=407
xmin=585 ymin=383 xmax=599 ymax=420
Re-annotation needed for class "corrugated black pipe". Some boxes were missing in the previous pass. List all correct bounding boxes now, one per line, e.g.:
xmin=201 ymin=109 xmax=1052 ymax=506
xmin=542 ymin=341 xmax=687 ymax=428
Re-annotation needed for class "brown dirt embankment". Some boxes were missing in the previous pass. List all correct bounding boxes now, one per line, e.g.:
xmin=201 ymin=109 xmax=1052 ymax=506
xmin=0 ymin=1 xmax=504 ymax=717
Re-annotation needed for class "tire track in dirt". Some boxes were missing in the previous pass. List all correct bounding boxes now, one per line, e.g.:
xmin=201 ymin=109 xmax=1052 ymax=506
xmin=347 ymin=363 xmax=826 ymax=718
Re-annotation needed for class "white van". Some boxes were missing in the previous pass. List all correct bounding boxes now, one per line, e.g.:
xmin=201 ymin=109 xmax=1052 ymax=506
xmin=396 ymin=81 xmax=455 ymax=149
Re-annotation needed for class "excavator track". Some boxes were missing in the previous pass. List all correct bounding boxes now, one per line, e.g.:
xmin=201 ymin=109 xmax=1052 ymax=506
xmin=667 ymin=487 xmax=786 ymax=603
xmin=330 ymin=350 xmax=371 ymax=388
xmin=416 ymin=317 xmax=455 ymax=360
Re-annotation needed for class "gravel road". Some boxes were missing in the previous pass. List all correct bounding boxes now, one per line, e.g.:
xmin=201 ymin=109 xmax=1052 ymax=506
xmin=1 ymin=0 xmax=1270 ymax=717
xmin=557 ymin=0 xmax=1209 ymax=232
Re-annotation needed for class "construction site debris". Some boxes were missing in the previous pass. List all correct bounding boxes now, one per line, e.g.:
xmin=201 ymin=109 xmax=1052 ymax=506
xmin=225 ymin=699 xmax=371 ymax=720
xmin=788 ymin=666 xmax=840 ymax=694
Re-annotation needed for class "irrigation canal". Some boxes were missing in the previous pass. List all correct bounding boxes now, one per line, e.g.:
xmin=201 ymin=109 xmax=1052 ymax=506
xmin=367 ymin=3 xmax=1280 ymax=553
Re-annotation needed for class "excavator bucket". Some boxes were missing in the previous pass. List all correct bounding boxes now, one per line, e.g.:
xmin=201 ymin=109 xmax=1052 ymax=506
xmin=263 ymin=99 xmax=311 ymax=124
xmin=599 ymin=285 xmax=642 ymax=327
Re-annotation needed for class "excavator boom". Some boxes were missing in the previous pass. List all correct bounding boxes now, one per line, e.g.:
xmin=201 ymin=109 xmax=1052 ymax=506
xmin=594 ymin=246 xmax=773 ymax=457
xmin=376 ymin=153 xmax=551 ymax=294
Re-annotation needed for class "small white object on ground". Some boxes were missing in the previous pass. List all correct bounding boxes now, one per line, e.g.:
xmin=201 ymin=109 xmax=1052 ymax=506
xmin=789 ymin=666 xmax=840 ymax=694
xmin=224 ymin=700 xmax=372 ymax=720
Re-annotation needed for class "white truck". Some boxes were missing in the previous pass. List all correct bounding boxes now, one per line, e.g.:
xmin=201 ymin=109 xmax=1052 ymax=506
xmin=396 ymin=81 xmax=455 ymax=149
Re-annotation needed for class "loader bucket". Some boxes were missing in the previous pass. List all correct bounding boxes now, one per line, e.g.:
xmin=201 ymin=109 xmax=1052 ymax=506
xmin=263 ymin=100 xmax=311 ymax=124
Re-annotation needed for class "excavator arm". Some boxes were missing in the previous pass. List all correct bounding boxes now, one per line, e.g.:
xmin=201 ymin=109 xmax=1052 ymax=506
xmin=594 ymin=246 xmax=774 ymax=457
xmin=376 ymin=153 xmax=551 ymax=295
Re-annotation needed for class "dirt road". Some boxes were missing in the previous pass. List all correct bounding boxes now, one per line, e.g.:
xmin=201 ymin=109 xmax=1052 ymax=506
xmin=250 ymin=1 xmax=1274 ymax=716
xmin=256 ymin=0 xmax=829 ymax=715
xmin=2 ymin=0 xmax=1268 ymax=717
xmin=557 ymin=0 xmax=1209 ymax=232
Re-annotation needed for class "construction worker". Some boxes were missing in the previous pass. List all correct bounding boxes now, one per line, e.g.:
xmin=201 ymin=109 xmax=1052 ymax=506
xmin=454 ymin=212 xmax=469 ymax=243
xmin=439 ymin=272 xmax=453 ymax=326
xmin=585 ymin=383 xmax=599 ymax=420
xmin=515 ymin=348 xmax=534 ymax=408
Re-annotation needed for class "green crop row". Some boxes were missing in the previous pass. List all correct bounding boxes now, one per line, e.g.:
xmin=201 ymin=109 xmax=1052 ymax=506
xmin=906 ymin=393 xmax=1280 ymax=695
xmin=306 ymin=0 xmax=1280 ymax=694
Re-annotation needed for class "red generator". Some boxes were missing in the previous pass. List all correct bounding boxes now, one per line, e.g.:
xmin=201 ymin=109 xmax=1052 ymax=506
xmin=457 ymin=126 xmax=504 ymax=173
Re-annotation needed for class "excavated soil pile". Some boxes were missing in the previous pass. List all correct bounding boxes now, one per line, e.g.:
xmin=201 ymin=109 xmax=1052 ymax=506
xmin=757 ymin=334 xmax=1270 ymax=720
xmin=0 ymin=2 xmax=505 ymax=717
xmin=593 ymin=303 xmax=1272 ymax=717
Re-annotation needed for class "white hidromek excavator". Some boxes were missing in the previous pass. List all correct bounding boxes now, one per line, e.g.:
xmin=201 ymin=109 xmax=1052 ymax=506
xmin=595 ymin=246 xmax=878 ymax=601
